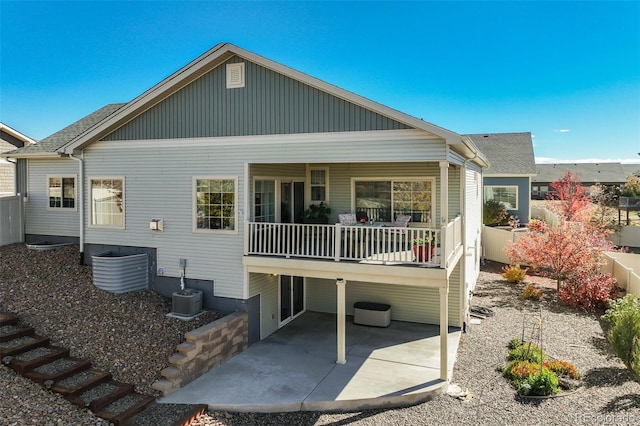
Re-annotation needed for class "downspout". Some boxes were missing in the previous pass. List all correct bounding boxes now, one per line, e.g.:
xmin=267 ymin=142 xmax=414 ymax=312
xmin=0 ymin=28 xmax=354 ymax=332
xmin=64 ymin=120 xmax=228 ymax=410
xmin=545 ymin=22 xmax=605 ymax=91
xmin=69 ymin=152 xmax=84 ymax=264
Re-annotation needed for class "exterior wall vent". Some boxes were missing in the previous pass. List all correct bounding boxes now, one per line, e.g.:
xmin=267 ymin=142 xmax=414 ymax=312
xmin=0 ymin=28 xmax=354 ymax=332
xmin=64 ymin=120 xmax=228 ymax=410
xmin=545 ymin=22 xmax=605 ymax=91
xmin=226 ymin=63 xmax=245 ymax=89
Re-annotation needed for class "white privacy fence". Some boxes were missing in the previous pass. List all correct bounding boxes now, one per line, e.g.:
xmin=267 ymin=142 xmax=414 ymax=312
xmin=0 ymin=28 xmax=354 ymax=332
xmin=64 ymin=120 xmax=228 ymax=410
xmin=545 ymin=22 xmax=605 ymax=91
xmin=0 ymin=195 xmax=23 ymax=246
xmin=481 ymin=225 xmax=528 ymax=265
xmin=602 ymin=252 xmax=640 ymax=298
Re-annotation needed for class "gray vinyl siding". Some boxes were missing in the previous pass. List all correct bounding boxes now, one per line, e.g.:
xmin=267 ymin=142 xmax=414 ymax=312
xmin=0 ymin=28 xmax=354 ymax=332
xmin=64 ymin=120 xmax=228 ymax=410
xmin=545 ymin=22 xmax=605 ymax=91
xmin=449 ymin=263 xmax=462 ymax=327
xmin=448 ymin=165 xmax=461 ymax=220
xmin=306 ymin=277 xmax=462 ymax=327
xmin=25 ymin=158 xmax=79 ymax=237
xmin=483 ymin=176 xmax=530 ymax=222
xmin=248 ymin=273 xmax=279 ymax=339
xmin=104 ymin=56 xmax=410 ymax=141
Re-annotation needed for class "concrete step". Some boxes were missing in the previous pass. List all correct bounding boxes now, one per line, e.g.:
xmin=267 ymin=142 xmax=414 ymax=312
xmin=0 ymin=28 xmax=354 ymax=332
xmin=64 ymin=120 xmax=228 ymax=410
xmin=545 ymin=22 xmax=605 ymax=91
xmin=7 ymin=345 xmax=69 ymax=374
xmin=52 ymin=368 xmax=113 ymax=396
xmin=124 ymin=403 xmax=208 ymax=426
xmin=0 ymin=324 xmax=34 ymax=342
xmin=0 ymin=335 xmax=50 ymax=357
xmin=95 ymin=393 xmax=156 ymax=426
xmin=24 ymin=356 xmax=92 ymax=384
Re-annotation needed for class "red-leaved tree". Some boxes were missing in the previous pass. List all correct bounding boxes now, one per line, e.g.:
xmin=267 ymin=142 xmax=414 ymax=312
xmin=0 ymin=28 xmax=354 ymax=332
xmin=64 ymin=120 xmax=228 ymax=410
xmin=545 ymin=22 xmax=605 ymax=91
xmin=505 ymin=219 xmax=613 ymax=290
xmin=548 ymin=171 xmax=592 ymax=222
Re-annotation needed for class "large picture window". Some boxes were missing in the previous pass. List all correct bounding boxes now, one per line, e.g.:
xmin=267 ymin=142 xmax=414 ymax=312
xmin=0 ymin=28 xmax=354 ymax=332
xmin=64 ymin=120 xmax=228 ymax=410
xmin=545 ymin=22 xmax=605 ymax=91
xmin=485 ymin=186 xmax=518 ymax=210
xmin=194 ymin=178 xmax=236 ymax=232
xmin=353 ymin=178 xmax=434 ymax=223
xmin=48 ymin=176 xmax=76 ymax=209
xmin=90 ymin=178 xmax=124 ymax=227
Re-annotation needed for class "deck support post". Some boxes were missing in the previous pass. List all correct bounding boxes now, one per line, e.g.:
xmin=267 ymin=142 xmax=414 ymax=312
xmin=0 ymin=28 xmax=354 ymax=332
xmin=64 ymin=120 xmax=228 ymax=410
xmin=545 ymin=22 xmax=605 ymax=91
xmin=336 ymin=278 xmax=346 ymax=364
xmin=439 ymin=161 xmax=449 ymax=225
xmin=439 ymin=284 xmax=449 ymax=381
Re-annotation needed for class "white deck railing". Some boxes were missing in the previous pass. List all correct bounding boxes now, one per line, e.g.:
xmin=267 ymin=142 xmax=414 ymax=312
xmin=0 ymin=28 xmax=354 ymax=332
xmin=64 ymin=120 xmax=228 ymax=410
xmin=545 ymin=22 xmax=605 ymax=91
xmin=245 ymin=216 xmax=463 ymax=268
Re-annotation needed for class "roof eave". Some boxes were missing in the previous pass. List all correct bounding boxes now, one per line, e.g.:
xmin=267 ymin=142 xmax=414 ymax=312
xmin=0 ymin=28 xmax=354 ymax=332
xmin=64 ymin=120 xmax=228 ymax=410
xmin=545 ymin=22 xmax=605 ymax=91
xmin=1 ymin=151 xmax=61 ymax=159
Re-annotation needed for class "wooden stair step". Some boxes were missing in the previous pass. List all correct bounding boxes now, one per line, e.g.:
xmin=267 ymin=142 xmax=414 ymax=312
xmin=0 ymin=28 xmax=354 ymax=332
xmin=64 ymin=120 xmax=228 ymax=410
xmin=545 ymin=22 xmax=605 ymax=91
xmin=52 ymin=368 xmax=112 ymax=396
xmin=0 ymin=335 xmax=49 ymax=357
xmin=0 ymin=325 xmax=34 ymax=342
xmin=95 ymin=393 xmax=156 ymax=426
xmin=0 ymin=312 xmax=18 ymax=327
xmin=68 ymin=380 xmax=133 ymax=410
xmin=24 ymin=356 xmax=91 ymax=384
xmin=7 ymin=345 xmax=69 ymax=374
xmin=124 ymin=403 xmax=208 ymax=426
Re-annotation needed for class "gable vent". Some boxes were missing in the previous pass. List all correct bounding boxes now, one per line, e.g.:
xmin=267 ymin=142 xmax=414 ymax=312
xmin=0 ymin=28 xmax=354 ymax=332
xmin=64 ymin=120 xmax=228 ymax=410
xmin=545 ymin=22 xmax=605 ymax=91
xmin=226 ymin=62 xmax=245 ymax=89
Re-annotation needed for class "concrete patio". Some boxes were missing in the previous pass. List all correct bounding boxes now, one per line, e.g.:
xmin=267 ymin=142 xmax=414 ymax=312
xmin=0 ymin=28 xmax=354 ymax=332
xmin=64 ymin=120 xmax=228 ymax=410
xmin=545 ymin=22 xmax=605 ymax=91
xmin=160 ymin=311 xmax=461 ymax=412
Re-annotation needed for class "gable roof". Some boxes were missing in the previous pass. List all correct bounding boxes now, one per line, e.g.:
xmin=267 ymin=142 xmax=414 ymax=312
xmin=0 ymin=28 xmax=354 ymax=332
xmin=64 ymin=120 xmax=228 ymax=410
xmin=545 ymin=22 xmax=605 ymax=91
xmin=464 ymin=132 xmax=536 ymax=176
xmin=533 ymin=162 xmax=628 ymax=184
xmin=56 ymin=42 xmax=486 ymax=166
xmin=622 ymin=163 xmax=640 ymax=178
xmin=3 ymin=104 xmax=125 ymax=158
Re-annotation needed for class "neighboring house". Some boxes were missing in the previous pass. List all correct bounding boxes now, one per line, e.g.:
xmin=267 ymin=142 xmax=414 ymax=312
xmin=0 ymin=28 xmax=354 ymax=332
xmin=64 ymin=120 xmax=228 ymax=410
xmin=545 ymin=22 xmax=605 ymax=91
xmin=622 ymin=163 xmax=640 ymax=179
xmin=3 ymin=43 xmax=489 ymax=379
xmin=0 ymin=123 xmax=35 ymax=196
xmin=533 ymin=162 xmax=630 ymax=198
xmin=466 ymin=132 xmax=536 ymax=223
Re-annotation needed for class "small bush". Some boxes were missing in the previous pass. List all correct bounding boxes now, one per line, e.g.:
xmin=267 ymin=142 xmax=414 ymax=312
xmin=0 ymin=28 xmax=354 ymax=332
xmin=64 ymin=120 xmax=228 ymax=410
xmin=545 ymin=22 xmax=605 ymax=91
xmin=502 ymin=264 xmax=528 ymax=283
xmin=543 ymin=360 xmax=579 ymax=379
xmin=483 ymin=199 xmax=508 ymax=226
xmin=517 ymin=369 xmax=560 ymax=396
xmin=508 ymin=342 xmax=546 ymax=363
xmin=604 ymin=295 xmax=640 ymax=379
xmin=558 ymin=272 xmax=617 ymax=312
xmin=504 ymin=360 xmax=548 ymax=381
xmin=508 ymin=337 xmax=523 ymax=350
xmin=523 ymin=284 xmax=542 ymax=300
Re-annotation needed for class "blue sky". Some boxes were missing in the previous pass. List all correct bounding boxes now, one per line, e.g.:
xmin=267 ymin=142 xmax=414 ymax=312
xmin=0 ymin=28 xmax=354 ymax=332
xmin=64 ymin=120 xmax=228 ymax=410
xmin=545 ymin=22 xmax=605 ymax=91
xmin=1 ymin=1 xmax=639 ymax=163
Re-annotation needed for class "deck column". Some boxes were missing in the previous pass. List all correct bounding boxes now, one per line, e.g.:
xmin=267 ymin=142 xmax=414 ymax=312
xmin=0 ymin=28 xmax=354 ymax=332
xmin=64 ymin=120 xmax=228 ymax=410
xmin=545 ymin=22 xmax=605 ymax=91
xmin=336 ymin=278 xmax=346 ymax=364
xmin=439 ymin=284 xmax=449 ymax=381
xmin=439 ymin=161 xmax=449 ymax=225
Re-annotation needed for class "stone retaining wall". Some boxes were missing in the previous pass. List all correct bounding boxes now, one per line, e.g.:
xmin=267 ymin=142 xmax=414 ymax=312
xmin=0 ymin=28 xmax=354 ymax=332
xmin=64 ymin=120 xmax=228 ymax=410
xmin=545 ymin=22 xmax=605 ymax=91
xmin=152 ymin=311 xmax=248 ymax=396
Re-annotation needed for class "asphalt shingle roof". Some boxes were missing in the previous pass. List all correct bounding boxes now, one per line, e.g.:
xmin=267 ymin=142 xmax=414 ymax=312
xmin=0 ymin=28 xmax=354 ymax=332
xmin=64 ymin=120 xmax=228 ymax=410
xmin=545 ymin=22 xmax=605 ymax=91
xmin=533 ymin=163 xmax=629 ymax=184
xmin=6 ymin=103 xmax=125 ymax=155
xmin=464 ymin=132 xmax=536 ymax=175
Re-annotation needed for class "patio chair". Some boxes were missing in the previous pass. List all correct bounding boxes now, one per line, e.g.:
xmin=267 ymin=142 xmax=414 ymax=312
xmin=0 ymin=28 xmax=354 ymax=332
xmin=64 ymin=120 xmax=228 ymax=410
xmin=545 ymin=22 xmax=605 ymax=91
xmin=393 ymin=214 xmax=411 ymax=229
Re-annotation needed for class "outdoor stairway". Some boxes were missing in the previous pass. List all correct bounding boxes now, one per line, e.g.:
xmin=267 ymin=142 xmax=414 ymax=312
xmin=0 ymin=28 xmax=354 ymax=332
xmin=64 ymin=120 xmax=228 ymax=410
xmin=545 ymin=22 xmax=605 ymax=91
xmin=0 ymin=311 xmax=207 ymax=426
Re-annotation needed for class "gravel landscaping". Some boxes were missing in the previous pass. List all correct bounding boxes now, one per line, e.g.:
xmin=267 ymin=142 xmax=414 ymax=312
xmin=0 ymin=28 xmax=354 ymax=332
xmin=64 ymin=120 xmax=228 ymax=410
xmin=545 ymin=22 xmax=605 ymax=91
xmin=1 ymin=244 xmax=639 ymax=425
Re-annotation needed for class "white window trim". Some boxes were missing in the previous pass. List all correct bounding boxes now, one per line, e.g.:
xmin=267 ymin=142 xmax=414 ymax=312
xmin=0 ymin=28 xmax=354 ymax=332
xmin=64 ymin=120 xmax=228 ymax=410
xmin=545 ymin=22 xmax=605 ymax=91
xmin=226 ymin=62 xmax=245 ymax=89
xmin=88 ymin=177 xmax=125 ymax=229
xmin=305 ymin=166 xmax=329 ymax=207
xmin=46 ymin=175 xmax=77 ymax=211
xmin=192 ymin=176 xmax=239 ymax=234
xmin=485 ymin=185 xmax=519 ymax=210
xmin=350 ymin=176 xmax=436 ymax=224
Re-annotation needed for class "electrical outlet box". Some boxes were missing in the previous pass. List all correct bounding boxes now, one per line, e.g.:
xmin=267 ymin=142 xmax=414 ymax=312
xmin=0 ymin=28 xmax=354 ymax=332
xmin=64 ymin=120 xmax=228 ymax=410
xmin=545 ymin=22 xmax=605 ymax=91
xmin=179 ymin=258 xmax=187 ymax=268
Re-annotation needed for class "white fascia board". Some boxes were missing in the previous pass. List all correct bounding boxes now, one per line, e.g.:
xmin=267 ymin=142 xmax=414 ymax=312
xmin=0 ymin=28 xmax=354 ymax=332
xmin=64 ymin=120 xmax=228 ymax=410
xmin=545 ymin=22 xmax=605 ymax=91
xmin=63 ymin=43 xmax=463 ymax=154
xmin=0 ymin=123 xmax=37 ymax=145
xmin=1 ymin=151 xmax=60 ymax=160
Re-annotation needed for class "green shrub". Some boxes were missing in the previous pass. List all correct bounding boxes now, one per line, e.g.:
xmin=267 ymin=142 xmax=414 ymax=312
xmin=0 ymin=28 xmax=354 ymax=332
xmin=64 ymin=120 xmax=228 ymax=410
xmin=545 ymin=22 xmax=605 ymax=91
xmin=517 ymin=369 xmax=560 ymax=396
xmin=523 ymin=284 xmax=542 ymax=300
xmin=483 ymin=199 xmax=508 ymax=226
xmin=502 ymin=264 xmax=527 ymax=283
xmin=604 ymin=295 xmax=640 ymax=379
xmin=508 ymin=337 xmax=524 ymax=350
xmin=508 ymin=342 xmax=546 ymax=363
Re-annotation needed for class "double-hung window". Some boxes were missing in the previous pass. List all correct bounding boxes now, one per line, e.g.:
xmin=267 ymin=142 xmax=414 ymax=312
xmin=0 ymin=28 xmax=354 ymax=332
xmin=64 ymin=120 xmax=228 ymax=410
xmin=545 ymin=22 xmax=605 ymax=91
xmin=353 ymin=178 xmax=434 ymax=223
xmin=484 ymin=186 xmax=518 ymax=210
xmin=48 ymin=176 xmax=76 ymax=209
xmin=194 ymin=177 xmax=237 ymax=232
xmin=90 ymin=178 xmax=124 ymax=228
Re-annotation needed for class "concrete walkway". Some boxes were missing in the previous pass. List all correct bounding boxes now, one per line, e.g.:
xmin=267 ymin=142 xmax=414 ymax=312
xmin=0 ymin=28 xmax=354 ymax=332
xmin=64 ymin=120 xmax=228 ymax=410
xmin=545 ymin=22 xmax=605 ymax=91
xmin=160 ymin=311 xmax=461 ymax=412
